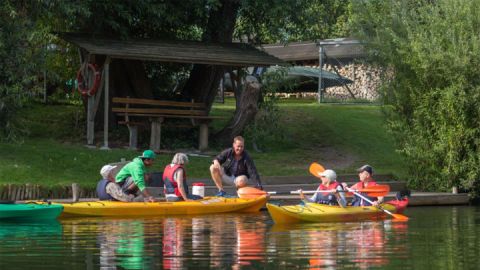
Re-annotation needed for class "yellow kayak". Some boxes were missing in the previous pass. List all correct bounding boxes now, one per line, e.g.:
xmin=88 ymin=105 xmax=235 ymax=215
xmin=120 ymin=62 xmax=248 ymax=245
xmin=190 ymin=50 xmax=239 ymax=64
xmin=54 ymin=196 xmax=267 ymax=217
xmin=267 ymin=199 xmax=408 ymax=224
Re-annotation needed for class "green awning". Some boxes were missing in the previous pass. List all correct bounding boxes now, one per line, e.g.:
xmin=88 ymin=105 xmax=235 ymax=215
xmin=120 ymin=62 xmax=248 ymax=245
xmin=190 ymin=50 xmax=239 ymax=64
xmin=267 ymin=66 xmax=353 ymax=90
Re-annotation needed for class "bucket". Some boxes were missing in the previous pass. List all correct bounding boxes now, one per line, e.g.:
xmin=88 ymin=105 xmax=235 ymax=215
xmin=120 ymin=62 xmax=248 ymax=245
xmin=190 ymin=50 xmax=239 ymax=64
xmin=192 ymin=182 xmax=205 ymax=198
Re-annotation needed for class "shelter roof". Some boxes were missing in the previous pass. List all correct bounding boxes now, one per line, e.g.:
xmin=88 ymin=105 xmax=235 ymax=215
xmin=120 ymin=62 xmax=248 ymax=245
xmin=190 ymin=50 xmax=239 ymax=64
xmin=58 ymin=32 xmax=284 ymax=67
xmin=261 ymin=38 xmax=365 ymax=62
xmin=268 ymin=66 xmax=353 ymax=89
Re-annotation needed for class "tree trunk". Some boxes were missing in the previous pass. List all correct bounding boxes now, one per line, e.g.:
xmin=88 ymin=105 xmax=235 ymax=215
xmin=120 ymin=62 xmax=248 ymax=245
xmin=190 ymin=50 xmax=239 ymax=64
xmin=182 ymin=0 xmax=239 ymax=109
xmin=215 ymin=76 xmax=261 ymax=144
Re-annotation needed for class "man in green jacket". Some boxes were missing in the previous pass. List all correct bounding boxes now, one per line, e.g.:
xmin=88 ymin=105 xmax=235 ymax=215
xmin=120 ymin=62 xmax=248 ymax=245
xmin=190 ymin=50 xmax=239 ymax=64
xmin=112 ymin=150 xmax=157 ymax=202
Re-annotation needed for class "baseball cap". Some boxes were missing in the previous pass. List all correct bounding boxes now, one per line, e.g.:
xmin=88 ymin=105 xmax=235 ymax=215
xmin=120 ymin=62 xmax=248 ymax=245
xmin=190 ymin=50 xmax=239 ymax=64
xmin=100 ymin=165 xmax=117 ymax=179
xmin=357 ymin=165 xmax=373 ymax=175
xmin=139 ymin=149 xmax=156 ymax=159
xmin=319 ymin=169 xmax=337 ymax=181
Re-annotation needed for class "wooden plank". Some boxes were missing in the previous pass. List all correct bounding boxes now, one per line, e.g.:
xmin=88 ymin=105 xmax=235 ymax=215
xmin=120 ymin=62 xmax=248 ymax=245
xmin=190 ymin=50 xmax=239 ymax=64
xmin=118 ymin=121 xmax=147 ymax=126
xmin=112 ymin=97 xmax=206 ymax=109
xmin=112 ymin=107 xmax=207 ymax=116
xmin=114 ymin=112 xmax=225 ymax=119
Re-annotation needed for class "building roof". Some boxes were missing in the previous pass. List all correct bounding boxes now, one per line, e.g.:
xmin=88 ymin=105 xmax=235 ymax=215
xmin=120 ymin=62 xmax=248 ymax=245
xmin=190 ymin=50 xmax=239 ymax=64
xmin=261 ymin=38 xmax=365 ymax=62
xmin=58 ymin=32 xmax=284 ymax=67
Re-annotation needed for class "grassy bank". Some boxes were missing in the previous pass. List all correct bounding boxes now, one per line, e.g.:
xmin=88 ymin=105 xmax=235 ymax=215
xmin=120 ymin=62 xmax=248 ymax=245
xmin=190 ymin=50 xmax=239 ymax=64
xmin=0 ymin=99 xmax=405 ymax=188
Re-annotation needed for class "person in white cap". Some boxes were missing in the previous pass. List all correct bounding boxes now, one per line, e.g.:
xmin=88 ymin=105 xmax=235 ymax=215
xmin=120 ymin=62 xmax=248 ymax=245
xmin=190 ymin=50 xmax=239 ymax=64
xmin=96 ymin=164 xmax=134 ymax=201
xmin=300 ymin=169 xmax=346 ymax=207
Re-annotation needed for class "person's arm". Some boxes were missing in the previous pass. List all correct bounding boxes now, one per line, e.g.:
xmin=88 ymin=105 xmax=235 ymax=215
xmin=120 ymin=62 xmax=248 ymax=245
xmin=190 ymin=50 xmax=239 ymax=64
xmin=175 ymin=169 xmax=191 ymax=201
xmin=298 ymin=189 xmax=314 ymax=202
xmin=335 ymin=185 xmax=347 ymax=207
xmin=244 ymin=153 xmax=262 ymax=189
xmin=372 ymin=196 xmax=384 ymax=206
xmin=213 ymin=149 xmax=229 ymax=166
xmin=131 ymin=165 xmax=155 ymax=202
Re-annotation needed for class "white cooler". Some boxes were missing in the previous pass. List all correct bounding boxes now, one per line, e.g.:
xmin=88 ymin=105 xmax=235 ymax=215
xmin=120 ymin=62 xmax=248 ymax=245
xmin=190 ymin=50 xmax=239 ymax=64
xmin=192 ymin=182 xmax=205 ymax=197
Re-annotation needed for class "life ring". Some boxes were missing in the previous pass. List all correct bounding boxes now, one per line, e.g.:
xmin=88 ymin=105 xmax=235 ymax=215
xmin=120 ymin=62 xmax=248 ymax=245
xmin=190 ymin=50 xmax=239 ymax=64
xmin=77 ymin=63 xmax=101 ymax=96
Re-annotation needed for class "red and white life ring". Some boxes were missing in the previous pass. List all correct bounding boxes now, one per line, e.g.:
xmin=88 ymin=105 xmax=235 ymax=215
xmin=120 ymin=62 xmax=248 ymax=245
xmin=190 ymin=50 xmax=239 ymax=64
xmin=77 ymin=63 xmax=101 ymax=96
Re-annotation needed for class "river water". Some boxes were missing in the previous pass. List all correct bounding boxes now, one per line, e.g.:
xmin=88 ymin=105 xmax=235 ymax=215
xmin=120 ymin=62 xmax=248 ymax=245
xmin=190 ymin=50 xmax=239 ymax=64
xmin=0 ymin=206 xmax=479 ymax=269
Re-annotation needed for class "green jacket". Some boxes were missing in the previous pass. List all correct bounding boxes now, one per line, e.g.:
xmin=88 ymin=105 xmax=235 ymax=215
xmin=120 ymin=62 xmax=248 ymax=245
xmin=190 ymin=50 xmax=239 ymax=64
xmin=115 ymin=158 xmax=148 ymax=191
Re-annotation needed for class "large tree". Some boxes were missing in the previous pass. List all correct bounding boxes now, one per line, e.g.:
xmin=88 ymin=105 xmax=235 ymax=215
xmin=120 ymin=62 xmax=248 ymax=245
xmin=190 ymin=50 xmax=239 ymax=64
xmin=2 ymin=0 xmax=351 ymax=143
xmin=351 ymin=0 xmax=480 ymax=196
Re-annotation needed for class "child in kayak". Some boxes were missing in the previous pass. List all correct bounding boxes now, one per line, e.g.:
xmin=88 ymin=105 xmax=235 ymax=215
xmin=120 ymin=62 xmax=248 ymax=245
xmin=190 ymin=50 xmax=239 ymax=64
xmin=300 ymin=169 xmax=347 ymax=207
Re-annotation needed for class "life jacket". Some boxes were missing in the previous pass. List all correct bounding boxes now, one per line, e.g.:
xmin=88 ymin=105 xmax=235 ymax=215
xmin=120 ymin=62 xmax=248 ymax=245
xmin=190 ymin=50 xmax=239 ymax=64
xmin=313 ymin=181 xmax=342 ymax=205
xmin=163 ymin=164 xmax=188 ymax=198
xmin=351 ymin=180 xmax=378 ymax=206
xmin=96 ymin=179 xmax=114 ymax=200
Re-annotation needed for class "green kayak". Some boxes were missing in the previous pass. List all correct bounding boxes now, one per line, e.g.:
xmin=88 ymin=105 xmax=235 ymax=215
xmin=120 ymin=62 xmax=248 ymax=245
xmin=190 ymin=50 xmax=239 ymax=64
xmin=0 ymin=203 xmax=63 ymax=221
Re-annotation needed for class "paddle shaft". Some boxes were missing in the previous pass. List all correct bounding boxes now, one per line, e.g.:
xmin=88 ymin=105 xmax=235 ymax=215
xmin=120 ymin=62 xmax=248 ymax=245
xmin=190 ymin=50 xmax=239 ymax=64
xmin=268 ymin=189 xmax=342 ymax=195
xmin=349 ymin=189 xmax=397 ymax=216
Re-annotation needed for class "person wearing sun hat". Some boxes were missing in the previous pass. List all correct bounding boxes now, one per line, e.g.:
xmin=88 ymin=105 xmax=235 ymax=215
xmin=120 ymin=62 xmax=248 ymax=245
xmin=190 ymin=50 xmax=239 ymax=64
xmin=114 ymin=149 xmax=157 ymax=202
xmin=299 ymin=168 xmax=347 ymax=207
xmin=349 ymin=164 xmax=384 ymax=206
xmin=96 ymin=164 xmax=136 ymax=202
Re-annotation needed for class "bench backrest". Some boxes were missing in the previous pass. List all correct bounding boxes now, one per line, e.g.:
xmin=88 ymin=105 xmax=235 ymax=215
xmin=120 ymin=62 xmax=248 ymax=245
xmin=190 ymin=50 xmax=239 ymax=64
xmin=112 ymin=97 xmax=207 ymax=116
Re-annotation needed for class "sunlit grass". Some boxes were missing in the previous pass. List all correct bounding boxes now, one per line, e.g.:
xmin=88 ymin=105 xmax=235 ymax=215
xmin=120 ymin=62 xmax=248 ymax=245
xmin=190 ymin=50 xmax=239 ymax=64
xmin=0 ymin=98 xmax=405 ymax=188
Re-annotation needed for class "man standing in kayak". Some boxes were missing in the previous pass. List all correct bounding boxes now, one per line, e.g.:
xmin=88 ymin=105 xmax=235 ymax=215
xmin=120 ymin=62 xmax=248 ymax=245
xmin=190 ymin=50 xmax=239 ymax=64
xmin=210 ymin=136 xmax=263 ymax=197
xmin=113 ymin=150 xmax=157 ymax=202
xmin=348 ymin=165 xmax=384 ymax=206
xmin=300 ymin=169 xmax=347 ymax=207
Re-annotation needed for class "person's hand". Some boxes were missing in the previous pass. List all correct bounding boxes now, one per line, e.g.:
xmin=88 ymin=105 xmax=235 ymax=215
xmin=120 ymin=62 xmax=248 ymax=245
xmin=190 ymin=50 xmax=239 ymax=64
xmin=298 ymin=189 xmax=305 ymax=200
xmin=145 ymin=196 xmax=155 ymax=202
xmin=341 ymin=182 xmax=348 ymax=189
xmin=212 ymin=160 xmax=221 ymax=170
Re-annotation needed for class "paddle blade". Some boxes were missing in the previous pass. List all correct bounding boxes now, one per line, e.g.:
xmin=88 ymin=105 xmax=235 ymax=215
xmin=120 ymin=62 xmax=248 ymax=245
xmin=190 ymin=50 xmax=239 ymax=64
xmin=358 ymin=185 xmax=390 ymax=194
xmin=391 ymin=213 xmax=409 ymax=221
xmin=308 ymin=162 xmax=325 ymax=178
xmin=237 ymin=187 xmax=268 ymax=199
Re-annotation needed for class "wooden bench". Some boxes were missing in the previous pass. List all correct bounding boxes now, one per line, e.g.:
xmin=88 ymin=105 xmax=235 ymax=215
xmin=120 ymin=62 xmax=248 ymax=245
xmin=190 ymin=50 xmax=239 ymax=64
xmin=112 ymin=97 xmax=222 ymax=151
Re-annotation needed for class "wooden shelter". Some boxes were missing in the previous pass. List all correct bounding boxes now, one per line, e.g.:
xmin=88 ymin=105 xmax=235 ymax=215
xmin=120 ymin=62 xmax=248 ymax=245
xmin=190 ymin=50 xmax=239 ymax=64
xmin=261 ymin=38 xmax=365 ymax=102
xmin=261 ymin=38 xmax=365 ymax=64
xmin=58 ymin=33 xmax=283 ymax=151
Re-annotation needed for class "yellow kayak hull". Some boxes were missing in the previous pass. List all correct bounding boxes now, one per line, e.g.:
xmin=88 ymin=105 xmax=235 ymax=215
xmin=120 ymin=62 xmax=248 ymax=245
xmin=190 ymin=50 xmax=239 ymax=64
xmin=267 ymin=202 xmax=401 ymax=224
xmin=56 ymin=196 xmax=267 ymax=217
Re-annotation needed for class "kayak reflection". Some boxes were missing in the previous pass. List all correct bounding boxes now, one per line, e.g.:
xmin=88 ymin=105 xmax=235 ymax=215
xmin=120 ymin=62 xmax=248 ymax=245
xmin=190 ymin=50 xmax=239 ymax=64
xmin=62 ymin=214 xmax=269 ymax=269
xmin=271 ymin=220 xmax=408 ymax=269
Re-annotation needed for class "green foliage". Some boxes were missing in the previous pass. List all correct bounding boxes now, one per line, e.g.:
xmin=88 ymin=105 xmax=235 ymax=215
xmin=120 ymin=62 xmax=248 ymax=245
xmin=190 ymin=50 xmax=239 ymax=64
xmin=236 ymin=0 xmax=351 ymax=43
xmin=0 ymin=1 xmax=39 ymax=141
xmin=351 ymin=0 xmax=480 ymax=196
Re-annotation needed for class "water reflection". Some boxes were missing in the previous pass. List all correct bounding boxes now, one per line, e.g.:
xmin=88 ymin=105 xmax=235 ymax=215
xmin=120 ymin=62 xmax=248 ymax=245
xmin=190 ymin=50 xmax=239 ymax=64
xmin=0 ymin=220 xmax=63 ymax=269
xmin=270 ymin=220 xmax=408 ymax=269
xmin=1 ymin=207 xmax=479 ymax=269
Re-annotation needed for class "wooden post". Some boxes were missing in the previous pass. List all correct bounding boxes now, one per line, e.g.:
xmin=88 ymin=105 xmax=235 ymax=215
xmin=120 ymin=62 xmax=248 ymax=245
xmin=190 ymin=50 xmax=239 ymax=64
xmin=101 ymin=57 xmax=111 ymax=150
xmin=87 ymin=96 xmax=95 ymax=145
xmin=199 ymin=121 xmax=209 ymax=151
xmin=128 ymin=125 xmax=138 ymax=150
xmin=72 ymin=183 xmax=80 ymax=202
xmin=150 ymin=117 xmax=164 ymax=151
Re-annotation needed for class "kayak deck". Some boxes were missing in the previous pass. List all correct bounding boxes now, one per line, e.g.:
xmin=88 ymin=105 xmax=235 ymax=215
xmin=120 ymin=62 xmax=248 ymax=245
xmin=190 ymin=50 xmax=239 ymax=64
xmin=267 ymin=199 xmax=408 ymax=224
xmin=54 ymin=196 xmax=268 ymax=217
xmin=0 ymin=203 xmax=64 ymax=221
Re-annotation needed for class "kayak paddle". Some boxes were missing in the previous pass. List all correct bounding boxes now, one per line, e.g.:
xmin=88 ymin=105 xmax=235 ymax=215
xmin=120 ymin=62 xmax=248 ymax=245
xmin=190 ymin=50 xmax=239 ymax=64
xmin=348 ymin=188 xmax=409 ymax=221
xmin=308 ymin=162 xmax=325 ymax=178
xmin=237 ymin=186 xmax=389 ymax=198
